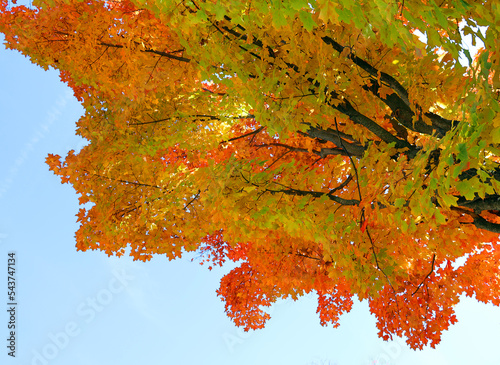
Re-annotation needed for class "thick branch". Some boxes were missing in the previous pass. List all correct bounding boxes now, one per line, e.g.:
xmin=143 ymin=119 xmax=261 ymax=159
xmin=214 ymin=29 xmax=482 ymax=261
xmin=458 ymin=167 xmax=500 ymax=182
xmin=256 ymin=142 xmax=351 ymax=158
xmin=363 ymin=82 xmax=446 ymax=137
xmin=212 ymin=19 xmax=415 ymax=155
xmin=321 ymin=35 xmax=411 ymax=107
xmin=322 ymin=36 xmax=457 ymax=136
xmin=472 ymin=215 xmax=500 ymax=233
xmin=304 ymin=126 xmax=365 ymax=157
xmin=333 ymin=97 xmax=416 ymax=154
xmin=456 ymin=195 xmax=500 ymax=212
xmin=267 ymin=187 xmax=360 ymax=206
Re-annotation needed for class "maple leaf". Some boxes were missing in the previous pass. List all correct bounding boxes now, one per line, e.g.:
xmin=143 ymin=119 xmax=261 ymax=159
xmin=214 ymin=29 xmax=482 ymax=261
xmin=45 ymin=153 xmax=61 ymax=173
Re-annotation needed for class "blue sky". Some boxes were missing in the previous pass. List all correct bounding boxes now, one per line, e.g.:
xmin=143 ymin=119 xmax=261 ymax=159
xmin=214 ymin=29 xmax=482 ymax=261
xmin=1 ymin=33 xmax=500 ymax=365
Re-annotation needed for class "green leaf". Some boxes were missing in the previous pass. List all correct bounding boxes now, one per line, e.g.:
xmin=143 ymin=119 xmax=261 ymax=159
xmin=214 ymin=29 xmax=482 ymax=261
xmin=394 ymin=198 xmax=406 ymax=208
xmin=429 ymin=177 xmax=438 ymax=191
xmin=433 ymin=5 xmax=449 ymax=28
xmin=336 ymin=7 xmax=352 ymax=23
xmin=298 ymin=10 xmax=316 ymax=31
xmin=273 ymin=11 xmax=288 ymax=28
xmin=434 ymin=209 xmax=447 ymax=225
xmin=441 ymin=194 xmax=458 ymax=208
xmin=195 ymin=9 xmax=208 ymax=23
xmin=401 ymin=219 xmax=408 ymax=233
xmin=213 ymin=2 xmax=226 ymax=21
xmin=457 ymin=143 xmax=468 ymax=162
xmin=456 ymin=181 xmax=476 ymax=200
xmin=290 ymin=0 xmax=309 ymax=10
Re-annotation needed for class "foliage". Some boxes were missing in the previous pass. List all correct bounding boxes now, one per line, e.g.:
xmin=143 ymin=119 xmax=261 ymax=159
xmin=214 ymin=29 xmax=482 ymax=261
xmin=2 ymin=0 xmax=500 ymax=349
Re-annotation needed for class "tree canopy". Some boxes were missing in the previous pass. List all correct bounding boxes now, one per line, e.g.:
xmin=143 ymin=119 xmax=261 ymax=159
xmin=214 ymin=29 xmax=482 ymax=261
xmin=2 ymin=0 xmax=500 ymax=349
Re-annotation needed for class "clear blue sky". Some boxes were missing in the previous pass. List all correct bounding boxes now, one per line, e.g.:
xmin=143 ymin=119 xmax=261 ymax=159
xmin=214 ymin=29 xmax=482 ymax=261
xmin=1 ymin=33 xmax=500 ymax=365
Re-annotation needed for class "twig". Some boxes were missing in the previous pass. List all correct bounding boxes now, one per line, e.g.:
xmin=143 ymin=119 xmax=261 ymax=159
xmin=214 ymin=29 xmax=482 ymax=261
xmin=221 ymin=126 xmax=264 ymax=144
xmin=334 ymin=118 xmax=400 ymax=314
xmin=412 ymin=254 xmax=436 ymax=295
xmin=184 ymin=190 xmax=201 ymax=211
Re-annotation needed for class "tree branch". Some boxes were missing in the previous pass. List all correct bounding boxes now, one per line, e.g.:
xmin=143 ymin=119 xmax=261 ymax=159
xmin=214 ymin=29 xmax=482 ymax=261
xmin=130 ymin=114 xmax=254 ymax=126
xmin=221 ymin=126 xmax=264 ymax=144
xmin=321 ymin=35 xmax=411 ymax=108
xmin=304 ymin=125 xmax=366 ymax=157
xmin=321 ymin=35 xmax=457 ymax=136
xmin=267 ymin=187 xmax=360 ymax=206
xmin=212 ymin=18 xmax=416 ymax=154
xmin=412 ymin=254 xmax=436 ymax=295
xmin=472 ymin=214 xmax=500 ymax=233
xmin=255 ymin=142 xmax=353 ymax=158
xmin=331 ymin=93 xmax=416 ymax=154
xmin=457 ymin=195 xmax=500 ymax=212
xmin=98 ymin=42 xmax=192 ymax=63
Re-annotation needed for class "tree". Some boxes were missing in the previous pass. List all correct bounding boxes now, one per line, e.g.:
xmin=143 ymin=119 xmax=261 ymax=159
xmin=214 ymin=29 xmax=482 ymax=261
xmin=2 ymin=0 xmax=500 ymax=349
